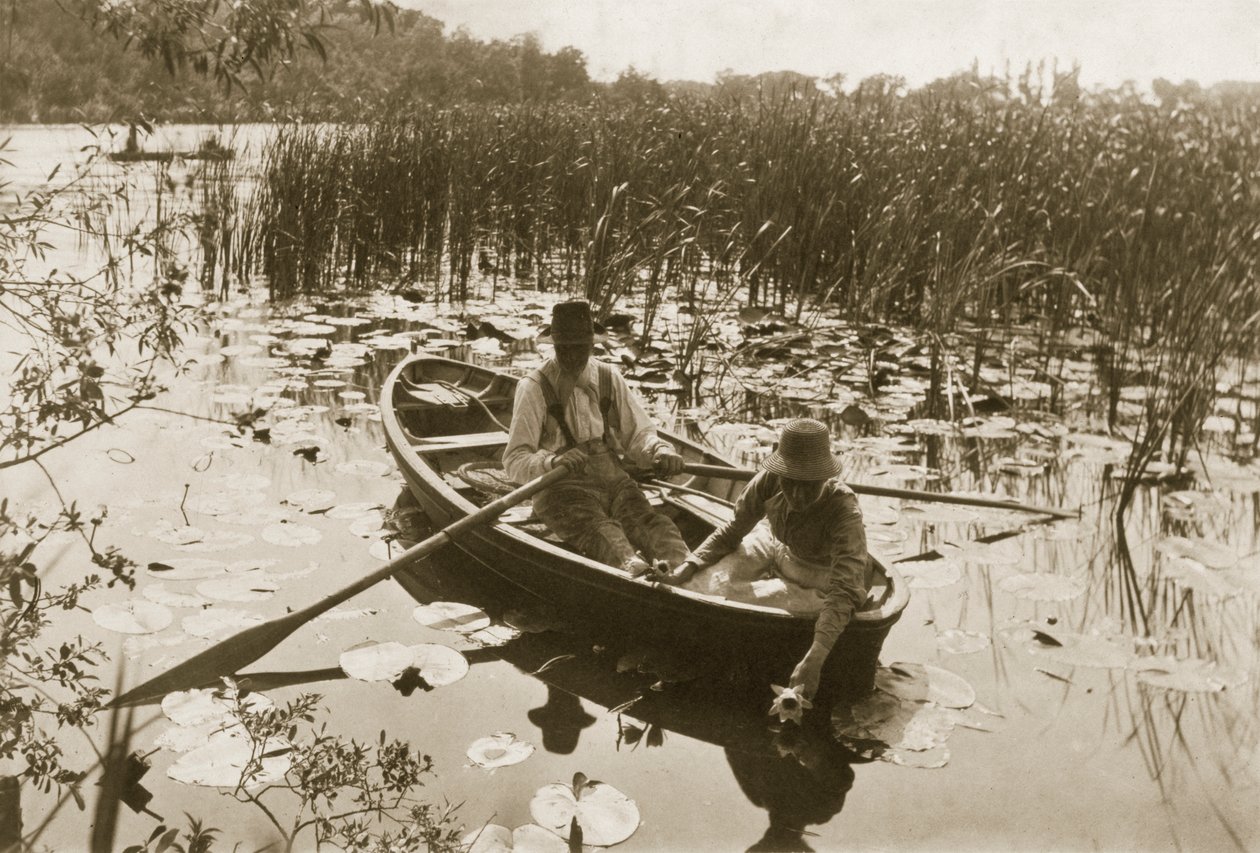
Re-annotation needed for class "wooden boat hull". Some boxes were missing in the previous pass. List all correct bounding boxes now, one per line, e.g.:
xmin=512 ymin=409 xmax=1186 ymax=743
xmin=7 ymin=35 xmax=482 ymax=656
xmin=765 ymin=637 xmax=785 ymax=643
xmin=382 ymin=354 xmax=909 ymax=696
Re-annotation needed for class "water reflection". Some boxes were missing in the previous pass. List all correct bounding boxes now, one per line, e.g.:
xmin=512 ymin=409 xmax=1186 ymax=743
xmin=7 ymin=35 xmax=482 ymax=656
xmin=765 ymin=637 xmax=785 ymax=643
xmin=392 ymin=516 xmax=864 ymax=852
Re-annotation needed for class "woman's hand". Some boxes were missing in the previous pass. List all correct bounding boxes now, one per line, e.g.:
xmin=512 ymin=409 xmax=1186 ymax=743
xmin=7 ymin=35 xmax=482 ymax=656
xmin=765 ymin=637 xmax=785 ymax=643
xmin=789 ymin=644 xmax=828 ymax=701
xmin=657 ymin=558 xmax=700 ymax=586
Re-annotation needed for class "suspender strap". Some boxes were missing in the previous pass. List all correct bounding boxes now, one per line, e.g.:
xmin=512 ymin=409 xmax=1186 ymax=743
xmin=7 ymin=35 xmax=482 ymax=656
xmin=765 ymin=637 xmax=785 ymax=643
xmin=526 ymin=362 xmax=619 ymax=451
xmin=527 ymin=369 xmax=579 ymax=450
xmin=596 ymin=361 xmax=615 ymax=445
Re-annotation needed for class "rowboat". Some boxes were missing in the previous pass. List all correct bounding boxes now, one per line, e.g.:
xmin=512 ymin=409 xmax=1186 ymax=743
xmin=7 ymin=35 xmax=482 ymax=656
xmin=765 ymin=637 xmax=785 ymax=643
xmin=381 ymin=354 xmax=909 ymax=698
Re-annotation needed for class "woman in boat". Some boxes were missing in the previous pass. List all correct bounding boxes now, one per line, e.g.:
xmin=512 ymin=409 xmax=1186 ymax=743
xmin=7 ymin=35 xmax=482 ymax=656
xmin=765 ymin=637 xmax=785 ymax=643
xmin=503 ymin=300 xmax=690 ymax=577
xmin=660 ymin=419 xmax=871 ymax=701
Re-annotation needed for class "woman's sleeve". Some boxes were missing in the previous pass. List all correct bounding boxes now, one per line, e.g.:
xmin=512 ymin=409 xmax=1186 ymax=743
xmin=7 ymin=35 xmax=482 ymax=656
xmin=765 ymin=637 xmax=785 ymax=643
xmin=689 ymin=472 xmax=773 ymax=566
xmin=811 ymin=492 xmax=870 ymax=652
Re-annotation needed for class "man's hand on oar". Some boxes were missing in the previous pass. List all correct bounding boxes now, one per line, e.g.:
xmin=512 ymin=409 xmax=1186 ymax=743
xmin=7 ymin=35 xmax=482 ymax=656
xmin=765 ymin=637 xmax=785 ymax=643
xmin=110 ymin=464 xmax=574 ymax=707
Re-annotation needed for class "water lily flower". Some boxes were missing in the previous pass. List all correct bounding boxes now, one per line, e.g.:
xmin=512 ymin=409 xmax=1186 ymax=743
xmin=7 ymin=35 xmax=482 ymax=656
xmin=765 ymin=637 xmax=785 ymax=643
xmin=769 ymin=684 xmax=812 ymax=724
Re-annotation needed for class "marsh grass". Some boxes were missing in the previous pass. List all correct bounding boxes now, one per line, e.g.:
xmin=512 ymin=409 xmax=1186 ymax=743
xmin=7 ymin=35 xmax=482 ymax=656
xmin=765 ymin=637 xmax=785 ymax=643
xmin=234 ymin=87 xmax=1260 ymax=498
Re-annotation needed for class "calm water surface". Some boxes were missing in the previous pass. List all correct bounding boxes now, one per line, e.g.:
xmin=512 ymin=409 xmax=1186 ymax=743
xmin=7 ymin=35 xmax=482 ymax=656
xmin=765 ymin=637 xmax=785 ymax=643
xmin=3 ymin=126 xmax=1258 ymax=852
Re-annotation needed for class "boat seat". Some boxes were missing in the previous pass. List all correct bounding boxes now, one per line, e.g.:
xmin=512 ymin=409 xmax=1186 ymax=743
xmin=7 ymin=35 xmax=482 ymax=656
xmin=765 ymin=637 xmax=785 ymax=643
xmin=410 ymin=431 xmax=509 ymax=455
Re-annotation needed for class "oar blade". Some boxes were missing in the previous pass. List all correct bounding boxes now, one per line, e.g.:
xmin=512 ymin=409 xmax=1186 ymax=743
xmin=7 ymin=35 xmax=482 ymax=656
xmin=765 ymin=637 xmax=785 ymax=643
xmin=109 ymin=611 xmax=309 ymax=707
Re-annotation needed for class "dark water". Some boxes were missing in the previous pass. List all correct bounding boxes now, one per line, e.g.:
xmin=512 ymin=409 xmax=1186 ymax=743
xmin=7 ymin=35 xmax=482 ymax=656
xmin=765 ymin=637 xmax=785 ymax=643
xmin=4 ymin=127 xmax=1258 ymax=852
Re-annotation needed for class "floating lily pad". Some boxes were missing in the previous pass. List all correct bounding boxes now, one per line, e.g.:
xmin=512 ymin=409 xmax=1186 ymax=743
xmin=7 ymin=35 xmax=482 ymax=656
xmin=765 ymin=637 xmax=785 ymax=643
xmin=151 ymin=524 xmax=207 ymax=546
xmin=467 ymin=732 xmax=536 ymax=768
xmin=262 ymin=523 xmax=322 ymax=547
xmin=93 ymin=600 xmax=173 ymax=634
xmin=284 ymin=489 xmax=337 ymax=513
xmin=876 ymin=663 xmax=975 ymax=709
xmin=160 ymin=686 xmax=271 ymax=727
xmin=327 ymin=502 xmax=384 ymax=519
xmin=1162 ymin=557 xmax=1240 ymax=599
xmin=196 ymin=576 xmax=279 ymax=602
xmin=529 ymin=776 xmax=640 ymax=847
xmin=166 ymin=731 xmax=291 ymax=788
xmin=1133 ymin=656 xmax=1249 ymax=692
xmin=369 ymin=538 xmax=417 ymax=561
xmin=895 ymin=559 xmax=963 ymax=589
xmin=349 ymin=512 xmax=388 ymax=538
xmin=463 ymin=824 xmax=567 ymax=853
xmin=937 ymin=629 xmax=991 ymax=655
xmin=175 ymin=530 xmax=255 ymax=553
xmin=335 ymin=459 xmax=392 ymax=478
xmin=833 ymin=694 xmax=957 ymax=757
xmin=885 ymin=745 xmax=951 ymax=769
xmin=186 ymin=491 xmax=266 ymax=517
xmin=218 ymin=506 xmax=293 ymax=526
xmin=468 ymin=623 xmax=522 ymax=647
xmin=182 ymin=609 xmax=264 ymax=639
xmin=1155 ymin=536 xmax=1239 ymax=569
xmin=998 ymin=573 xmax=1086 ymax=602
xmin=408 ymin=643 xmax=470 ymax=686
xmin=339 ymin=641 xmax=416 ymax=682
xmin=1029 ymin=630 xmax=1135 ymax=669
xmin=901 ymin=505 xmax=979 ymax=524
xmin=142 ymin=584 xmax=211 ymax=609
xmin=413 ymin=601 xmax=492 ymax=633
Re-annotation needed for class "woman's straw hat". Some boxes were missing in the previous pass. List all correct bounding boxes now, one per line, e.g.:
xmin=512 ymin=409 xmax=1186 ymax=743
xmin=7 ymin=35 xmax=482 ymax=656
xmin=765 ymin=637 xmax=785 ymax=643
xmin=538 ymin=300 xmax=607 ymax=345
xmin=762 ymin=418 xmax=841 ymax=481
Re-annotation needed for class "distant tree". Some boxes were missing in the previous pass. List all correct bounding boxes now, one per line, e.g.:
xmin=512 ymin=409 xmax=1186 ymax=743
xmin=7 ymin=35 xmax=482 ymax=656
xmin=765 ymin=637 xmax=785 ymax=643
xmin=607 ymin=66 xmax=668 ymax=105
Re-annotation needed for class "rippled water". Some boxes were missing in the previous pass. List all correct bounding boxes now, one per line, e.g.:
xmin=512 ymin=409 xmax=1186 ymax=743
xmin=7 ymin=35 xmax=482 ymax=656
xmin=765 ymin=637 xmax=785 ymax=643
xmin=4 ymin=126 xmax=1259 ymax=852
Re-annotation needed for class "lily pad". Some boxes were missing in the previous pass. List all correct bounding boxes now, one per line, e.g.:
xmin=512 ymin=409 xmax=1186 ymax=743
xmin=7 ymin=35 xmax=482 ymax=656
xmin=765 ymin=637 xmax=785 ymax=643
xmin=145 ymin=558 xmax=219 ymax=583
xmin=142 ymin=584 xmax=211 ymax=609
xmin=463 ymin=824 xmax=567 ymax=853
xmin=93 ymin=600 xmax=173 ymax=634
xmin=182 ymin=609 xmax=264 ymax=639
xmin=895 ymin=559 xmax=963 ymax=589
xmin=467 ymin=732 xmax=536 ymax=768
xmin=876 ymin=662 xmax=975 ymax=709
xmin=369 ymin=538 xmax=418 ymax=561
xmin=161 ymin=686 xmax=272 ymax=727
xmin=1133 ymin=656 xmax=1249 ymax=692
xmin=529 ymin=775 xmax=640 ymax=847
xmin=196 ymin=576 xmax=280 ymax=603
xmin=166 ymin=731 xmax=291 ymax=788
xmin=339 ymin=641 xmax=417 ymax=682
xmin=261 ymin=523 xmax=322 ymax=547
xmin=335 ymin=459 xmax=392 ymax=478
xmin=284 ymin=489 xmax=337 ymax=513
xmin=998 ymin=573 xmax=1086 ymax=602
xmin=327 ymin=502 xmax=384 ymax=519
xmin=1030 ymin=631 xmax=1135 ymax=669
xmin=937 ymin=629 xmax=991 ymax=655
xmin=1155 ymin=536 xmax=1239 ymax=570
xmin=413 ymin=601 xmax=492 ymax=633
xmin=175 ymin=530 xmax=255 ymax=553
xmin=1162 ymin=557 xmax=1240 ymax=599
xmin=408 ymin=643 xmax=470 ymax=686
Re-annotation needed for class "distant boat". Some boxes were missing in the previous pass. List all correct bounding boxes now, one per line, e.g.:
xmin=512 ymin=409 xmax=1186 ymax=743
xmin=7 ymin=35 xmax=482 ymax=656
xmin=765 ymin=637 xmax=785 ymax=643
xmin=108 ymin=146 xmax=233 ymax=164
xmin=108 ymin=125 xmax=234 ymax=163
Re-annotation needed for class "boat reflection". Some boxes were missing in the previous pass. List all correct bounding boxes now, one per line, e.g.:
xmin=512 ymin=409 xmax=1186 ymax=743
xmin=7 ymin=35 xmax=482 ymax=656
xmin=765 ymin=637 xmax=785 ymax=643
xmin=394 ymin=542 xmax=863 ymax=853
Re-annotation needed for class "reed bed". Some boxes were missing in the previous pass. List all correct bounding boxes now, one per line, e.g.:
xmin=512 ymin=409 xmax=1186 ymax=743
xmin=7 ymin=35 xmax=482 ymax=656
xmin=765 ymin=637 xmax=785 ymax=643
xmin=233 ymin=88 xmax=1260 ymax=465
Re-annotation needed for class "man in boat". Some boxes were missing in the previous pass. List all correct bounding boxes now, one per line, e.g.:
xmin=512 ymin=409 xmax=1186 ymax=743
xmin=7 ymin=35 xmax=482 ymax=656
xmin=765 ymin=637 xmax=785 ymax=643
xmin=659 ymin=419 xmax=870 ymax=701
xmin=503 ymin=300 xmax=690 ymax=577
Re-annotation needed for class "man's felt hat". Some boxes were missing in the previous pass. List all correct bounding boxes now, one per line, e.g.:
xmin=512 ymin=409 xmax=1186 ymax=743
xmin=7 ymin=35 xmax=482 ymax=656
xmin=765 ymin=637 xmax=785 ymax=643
xmin=538 ymin=300 xmax=607 ymax=345
xmin=762 ymin=418 xmax=842 ymax=481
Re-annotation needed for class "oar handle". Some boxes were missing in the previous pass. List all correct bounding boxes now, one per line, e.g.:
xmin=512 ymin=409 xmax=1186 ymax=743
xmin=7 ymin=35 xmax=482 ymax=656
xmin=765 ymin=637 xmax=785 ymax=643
xmin=287 ymin=464 xmax=573 ymax=622
xmin=681 ymin=462 xmax=1077 ymax=519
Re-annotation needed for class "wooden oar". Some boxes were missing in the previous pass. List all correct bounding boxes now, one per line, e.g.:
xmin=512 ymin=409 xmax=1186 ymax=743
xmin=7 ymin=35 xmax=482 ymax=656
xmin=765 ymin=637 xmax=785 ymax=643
xmin=680 ymin=462 xmax=1077 ymax=519
xmin=110 ymin=465 xmax=573 ymax=707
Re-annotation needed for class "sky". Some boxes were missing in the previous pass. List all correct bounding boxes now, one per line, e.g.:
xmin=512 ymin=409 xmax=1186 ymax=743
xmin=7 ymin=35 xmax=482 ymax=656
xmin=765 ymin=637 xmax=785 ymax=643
xmin=396 ymin=0 xmax=1260 ymax=89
